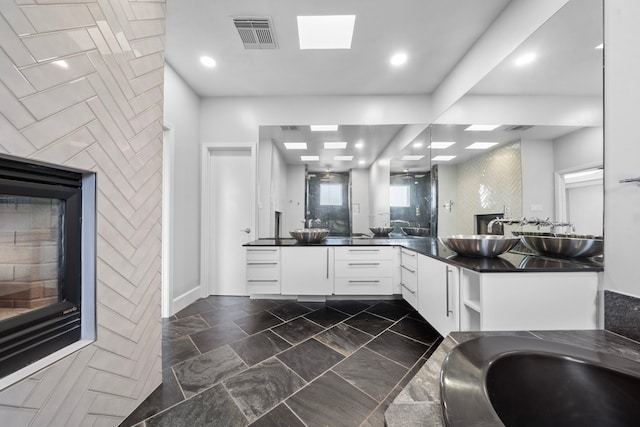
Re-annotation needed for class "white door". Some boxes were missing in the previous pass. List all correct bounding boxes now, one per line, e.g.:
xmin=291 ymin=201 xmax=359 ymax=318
xmin=202 ymin=144 xmax=255 ymax=295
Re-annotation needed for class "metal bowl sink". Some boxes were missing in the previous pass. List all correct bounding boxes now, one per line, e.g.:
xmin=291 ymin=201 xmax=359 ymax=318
xmin=369 ymin=227 xmax=394 ymax=237
xmin=289 ymin=228 xmax=329 ymax=243
xmin=520 ymin=234 xmax=603 ymax=258
xmin=401 ymin=227 xmax=430 ymax=237
xmin=438 ymin=235 xmax=520 ymax=257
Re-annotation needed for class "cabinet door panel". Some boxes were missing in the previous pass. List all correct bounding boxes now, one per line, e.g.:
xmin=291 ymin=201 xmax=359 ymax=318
xmin=418 ymin=255 xmax=459 ymax=336
xmin=281 ymin=247 xmax=333 ymax=295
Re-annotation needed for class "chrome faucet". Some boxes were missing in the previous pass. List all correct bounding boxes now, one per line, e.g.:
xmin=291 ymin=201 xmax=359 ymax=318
xmin=487 ymin=216 xmax=575 ymax=234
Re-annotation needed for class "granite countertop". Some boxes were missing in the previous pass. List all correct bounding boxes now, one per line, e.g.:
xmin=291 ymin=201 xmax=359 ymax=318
xmin=244 ymin=237 xmax=603 ymax=273
xmin=384 ymin=329 xmax=640 ymax=427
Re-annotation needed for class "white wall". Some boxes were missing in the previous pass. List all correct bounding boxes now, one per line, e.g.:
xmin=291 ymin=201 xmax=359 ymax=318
xmin=554 ymin=126 xmax=603 ymax=172
xmin=257 ymin=137 xmax=288 ymax=238
xmin=271 ymin=143 xmax=288 ymax=237
xmin=351 ymin=169 xmax=370 ymax=235
xmin=436 ymin=164 xmax=458 ymax=236
xmin=285 ymin=165 xmax=306 ymax=232
xmin=521 ymin=139 xmax=555 ymax=219
xmin=368 ymin=159 xmax=391 ymax=227
xmin=164 ymin=64 xmax=202 ymax=313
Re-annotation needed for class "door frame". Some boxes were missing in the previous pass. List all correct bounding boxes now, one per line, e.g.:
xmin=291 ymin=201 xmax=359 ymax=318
xmin=554 ymin=161 xmax=603 ymax=223
xmin=161 ymin=123 xmax=175 ymax=317
xmin=200 ymin=142 xmax=257 ymax=298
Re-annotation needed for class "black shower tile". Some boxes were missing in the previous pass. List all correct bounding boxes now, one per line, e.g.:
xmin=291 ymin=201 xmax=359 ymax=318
xmin=287 ymin=371 xmax=377 ymax=427
xmin=174 ymin=299 xmax=214 ymax=319
xmin=190 ymin=323 xmax=248 ymax=354
xmin=162 ymin=315 xmax=210 ymax=339
xmin=333 ymin=347 xmax=408 ymax=402
xmin=303 ymin=307 xmax=349 ymax=328
xmin=248 ymin=403 xmax=305 ymax=427
xmin=268 ymin=302 xmax=312 ymax=321
xmin=234 ymin=311 xmax=283 ymax=335
xmin=120 ymin=369 xmax=184 ymax=427
xmin=162 ymin=335 xmax=199 ymax=369
xmin=366 ymin=331 xmax=429 ymax=368
xmin=327 ymin=300 xmax=370 ymax=315
xmin=314 ymin=323 xmax=371 ymax=356
xmin=344 ymin=311 xmax=393 ymax=336
xmin=230 ymin=330 xmax=292 ymax=366
xmin=173 ymin=345 xmax=247 ymax=397
xmin=224 ymin=358 xmax=306 ymax=422
xmin=272 ymin=317 xmax=324 ymax=344
xmin=277 ymin=339 xmax=344 ymax=382
xmin=145 ymin=383 xmax=246 ymax=427
xmin=390 ymin=317 xmax=441 ymax=345
xmin=365 ymin=301 xmax=411 ymax=321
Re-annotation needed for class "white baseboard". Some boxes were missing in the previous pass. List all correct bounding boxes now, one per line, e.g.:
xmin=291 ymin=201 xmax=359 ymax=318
xmin=171 ymin=286 xmax=203 ymax=316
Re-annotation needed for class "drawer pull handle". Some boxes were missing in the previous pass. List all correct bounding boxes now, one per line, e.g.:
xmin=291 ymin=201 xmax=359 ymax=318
xmin=247 ymin=280 xmax=278 ymax=283
xmin=401 ymin=265 xmax=416 ymax=274
xmin=401 ymin=251 xmax=416 ymax=257
xmin=348 ymin=249 xmax=380 ymax=252
xmin=446 ymin=267 xmax=453 ymax=317
xmin=247 ymin=262 xmax=278 ymax=265
xmin=348 ymin=262 xmax=380 ymax=266
xmin=400 ymin=283 xmax=416 ymax=295
xmin=348 ymin=280 xmax=381 ymax=284
xmin=247 ymin=249 xmax=278 ymax=252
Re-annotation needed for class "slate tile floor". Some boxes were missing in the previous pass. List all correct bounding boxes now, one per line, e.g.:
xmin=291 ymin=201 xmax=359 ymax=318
xmin=122 ymin=297 xmax=442 ymax=427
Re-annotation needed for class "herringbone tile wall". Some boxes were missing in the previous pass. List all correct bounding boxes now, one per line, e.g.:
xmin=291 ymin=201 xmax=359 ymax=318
xmin=0 ymin=1 xmax=165 ymax=425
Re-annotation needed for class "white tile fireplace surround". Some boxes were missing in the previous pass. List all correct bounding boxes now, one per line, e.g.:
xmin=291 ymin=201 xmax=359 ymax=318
xmin=0 ymin=1 xmax=165 ymax=425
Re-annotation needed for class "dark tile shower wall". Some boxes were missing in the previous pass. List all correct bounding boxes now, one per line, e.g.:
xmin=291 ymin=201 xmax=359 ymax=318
xmin=604 ymin=290 xmax=640 ymax=342
xmin=306 ymin=171 xmax=351 ymax=236
xmin=390 ymin=172 xmax=431 ymax=229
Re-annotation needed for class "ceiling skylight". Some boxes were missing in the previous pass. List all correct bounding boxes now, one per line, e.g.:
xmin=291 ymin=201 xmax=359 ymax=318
xmin=311 ymin=125 xmax=338 ymax=131
xmin=465 ymin=124 xmax=500 ymax=131
xmin=200 ymin=56 xmax=217 ymax=68
xmin=429 ymin=141 xmax=456 ymax=149
xmin=334 ymin=156 xmax=353 ymax=161
xmin=432 ymin=155 xmax=456 ymax=162
xmin=284 ymin=142 xmax=308 ymax=150
xmin=301 ymin=155 xmax=319 ymax=161
xmin=297 ymin=15 xmax=356 ymax=49
xmin=466 ymin=142 xmax=498 ymax=150
xmin=324 ymin=142 xmax=348 ymax=149
xmin=401 ymin=155 xmax=424 ymax=161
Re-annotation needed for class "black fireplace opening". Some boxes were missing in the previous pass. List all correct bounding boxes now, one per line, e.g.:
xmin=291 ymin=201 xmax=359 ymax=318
xmin=0 ymin=155 xmax=95 ymax=379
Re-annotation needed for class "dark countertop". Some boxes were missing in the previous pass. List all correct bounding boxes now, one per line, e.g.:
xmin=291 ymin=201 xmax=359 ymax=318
xmin=244 ymin=236 xmax=603 ymax=273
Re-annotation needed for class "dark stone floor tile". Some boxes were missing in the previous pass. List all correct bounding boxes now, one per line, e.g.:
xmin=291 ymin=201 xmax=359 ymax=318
xmin=366 ymin=331 xmax=429 ymax=368
xmin=162 ymin=335 xmax=199 ymax=369
xmin=162 ymin=315 xmax=210 ymax=339
xmin=175 ymin=299 xmax=214 ymax=319
xmin=145 ymin=383 xmax=247 ymax=427
xmin=173 ymin=345 xmax=247 ymax=397
xmin=333 ymin=347 xmax=408 ymax=402
xmin=268 ymin=302 xmax=312 ymax=321
xmin=198 ymin=305 xmax=251 ymax=328
xmin=390 ymin=317 xmax=441 ymax=345
xmin=384 ymin=298 xmax=414 ymax=310
xmin=303 ymin=307 xmax=350 ymax=328
xmin=190 ymin=323 xmax=248 ymax=354
xmin=272 ymin=317 xmax=324 ymax=344
xmin=120 ymin=369 xmax=184 ymax=427
xmin=205 ymin=295 xmax=248 ymax=309
xmin=248 ymin=403 xmax=305 ymax=427
xmin=344 ymin=311 xmax=393 ymax=336
xmin=230 ymin=330 xmax=292 ymax=366
xmin=240 ymin=299 xmax=280 ymax=314
xmin=277 ymin=339 xmax=344 ymax=382
xmin=314 ymin=323 xmax=372 ymax=356
xmin=224 ymin=358 xmax=306 ymax=422
xmin=234 ymin=311 xmax=283 ymax=335
xmin=297 ymin=301 xmax=326 ymax=310
xmin=287 ymin=371 xmax=378 ymax=427
xmin=365 ymin=301 xmax=411 ymax=321
xmin=397 ymin=354 xmax=429 ymax=389
xmin=327 ymin=300 xmax=370 ymax=315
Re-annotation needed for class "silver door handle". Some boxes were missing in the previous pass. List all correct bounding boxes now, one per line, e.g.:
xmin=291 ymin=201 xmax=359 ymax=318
xmin=242 ymin=228 xmax=251 ymax=233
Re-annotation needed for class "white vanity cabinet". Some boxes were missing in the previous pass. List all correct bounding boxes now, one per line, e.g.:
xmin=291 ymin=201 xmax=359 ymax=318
xmin=399 ymin=248 xmax=419 ymax=309
xmin=334 ymin=247 xmax=394 ymax=295
xmin=417 ymin=254 xmax=460 ymax=337
xmin=245 ymin=247 xmax=281 ymax=294
xmin=281 ymin=246 xmax=334 ymax=295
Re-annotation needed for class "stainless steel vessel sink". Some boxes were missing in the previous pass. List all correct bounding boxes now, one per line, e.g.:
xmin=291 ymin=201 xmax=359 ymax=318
xmin=369 ymin=226 xmax=394 ymax=237
xmin=438 ymin=235 xmax=519 ymax=257
xmin=401 ymin=227 xmax=430 ymax=237
xmin=289 ymin=228 xmax=329 ymax=243
xmin=519 ymin=233 xmax=603 ymax=258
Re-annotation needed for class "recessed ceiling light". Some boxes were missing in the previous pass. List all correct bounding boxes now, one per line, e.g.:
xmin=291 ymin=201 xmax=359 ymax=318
xmin=401 ymin=155 xmax=424 ymax=161
xmin=355 ymin=142 xmax=364 ymax=149
xmin=413 ymin=142 xmax=423 ymax=148
xmin=52 ymin=60 xmax=69 ymax=69
xmin=297 ymin=15 xmax=356 ymax=49
xmin=301 ymin=155 xmax=319 ymax=161
xmin=514 ymin=52 xmax=536 ymax=66
xmin=595 ymin=43 xmax=603 ymax=49
xmin=466 ymin=142 xmax=498 ymax=150
xmin=429 ymin=141 xmax=456 ymax=149
xmin=310 ymin=125 xmax=338 ymax=131
xmin=200 ymin=56 xmax=217 ymax=68
xmin=358 ymin=160 xmax=365 ymax=165
xmin=324 ymin=142 xmax=347 ymax=149
xmin=390 ymin=52 xmax=407 ymax=66
xmin=334 ymin=156 xmax=353 ymax=161
xmin=465 ymin=124 xmax=500 ymax=131
xmin=432 ymin=155 xmax=456 ymax=162
xmin=284 ymin=142 xmax=308 ymax=150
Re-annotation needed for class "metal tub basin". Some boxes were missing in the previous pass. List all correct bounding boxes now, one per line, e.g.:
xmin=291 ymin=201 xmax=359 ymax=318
xmin=438 ymin=235 xmax=519 ymax=257
xmin=369 ymin=227 xmax=394 ymax=237
xmin=401 ymin=227 xmax=430 ymax=237
xmin=520 ymin=234 xmax=603 ymax=258
xmin=289 ymin=228 xmax=329 ymax=243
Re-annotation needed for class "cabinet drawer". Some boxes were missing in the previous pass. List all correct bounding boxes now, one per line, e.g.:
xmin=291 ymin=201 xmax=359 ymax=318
xmin=400 ymin=265 xmax=417 ymax=289
xmin=246 ymin=247 xmax=280 ymax=261
xmin=335 ymin=246 xmax=394 ymax=261
xmin=334 ymin=260 xmax=393 ymax=278
xmin=334 ymin=277 xmax=393 ymax=295
xmin=246 ymin=279 xmax=280 ymax=295
xmin=246 ymin=263 xmax=280 ymax=280
xmin=401 ymin=281 xmax=418 ymax=309
xmin=400 ymin=249 xmax=418 ymax=270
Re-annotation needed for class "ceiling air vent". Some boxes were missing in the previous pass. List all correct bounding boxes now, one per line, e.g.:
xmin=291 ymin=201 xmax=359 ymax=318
xmin=505 ymin=125 xmax=534 ymax=132
xmin=280 ymin=125 xmax=298 ymax=131
xmin=233 ymin=17 xmax=278 ymax=49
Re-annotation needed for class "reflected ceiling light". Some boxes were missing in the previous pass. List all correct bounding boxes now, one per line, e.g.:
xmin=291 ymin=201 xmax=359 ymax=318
xmin=200 ymin=56 xmax=217 ymax=68
xmin=595 ymin=43 xmax=604 ymax=49
xmin=466 ymin=142 xmax=498 ymax=150
xmin=429 ymin=141 xmax=456 ymax=149
xmin=355 ymin=142 xmax=364 ymax=149
xmin=301 ymin=155 xmax=319 ymax=161
xmin=324 ymin=142 xmax=347 ymax=149
xmin=514 ymin=52 xmax=536 ymax=66
xmin=358 ymin=160 xmax=366 ymax=165
xmin=311 ymin=125 xmax=338 ymax=131
xmin=52 ymin=60 xmax=69 ymax=69
xmin=284 ymin=142 xmax=308 ymax=150
xmin=334 ymin=155 xmax=353 ymax=161
xmin=465 ymin=124 xmax=500 ymax=131
xmin=390 ymin=52 xmax=407 ymax=67
xmin=432 ymin=155 xmax=456 ymax=161
xmin=297 ymin=15 xmax=356 ymax=49
xmin=401 ymin=155 xmax=424 ymax=161
xmin=413 ymin=142 xmax=423 ymax=148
